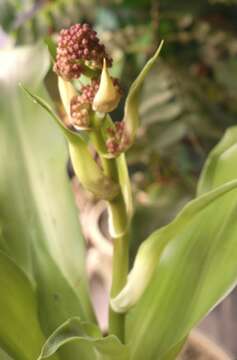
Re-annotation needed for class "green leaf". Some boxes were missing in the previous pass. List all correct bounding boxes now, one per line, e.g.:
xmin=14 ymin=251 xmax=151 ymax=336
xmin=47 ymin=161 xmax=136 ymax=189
xmin=161 ymin=338 xmax=187 ymax=360
xmin=119 ymin=129 xmax=237 ymax=359
xmin=38 ymin=318 xmax=129 ymax=360
xmin=0 ymin=44 xmax=95 ymax=326
xmin=124 ymin=41 xmax=164 ymax=146
xmin=32 ymin=246 xmax=96 ymax=360
xmin=198 ymin=126 xmax=237 ymax=195
xmin=111 ymin=178 xmax=237 ymax=313
xmin=0 ymin=250 xmax=49 ymax=360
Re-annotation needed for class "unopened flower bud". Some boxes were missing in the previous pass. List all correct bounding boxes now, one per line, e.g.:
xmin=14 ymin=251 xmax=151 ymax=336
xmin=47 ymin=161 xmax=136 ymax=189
xmin=54 ymin=23 xmax=112 ymax=80
xmin=106 ymin=121 xmax=129 ymax=156
xmin=70 ymin=79 xmax=100 ymax=129
xmin=93 ymin=59 xmax=122 ymax=113
xmin=70 ymin=96 xmax=91 ymax=128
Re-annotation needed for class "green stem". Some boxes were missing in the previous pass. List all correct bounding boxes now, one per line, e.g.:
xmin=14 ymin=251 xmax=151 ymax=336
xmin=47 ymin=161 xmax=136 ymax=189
xmin=91 ymin=122 xmax=130 ymax=342
xmin=109 ymin=230 xmax=129 ymax=342
xmin=102 ymin=157 xmax=129 ymax=343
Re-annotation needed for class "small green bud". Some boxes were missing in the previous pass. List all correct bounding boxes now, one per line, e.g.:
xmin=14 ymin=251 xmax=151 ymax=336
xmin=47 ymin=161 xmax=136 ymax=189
xmin=93 ymin=59 xmax=121 ymax=113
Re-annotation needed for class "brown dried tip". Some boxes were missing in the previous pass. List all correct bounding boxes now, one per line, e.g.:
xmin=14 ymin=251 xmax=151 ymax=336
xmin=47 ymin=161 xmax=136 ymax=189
xmin=70 ymin=79 xmax=99 ymax=128
xmin=106 ymin=121 xmax=130 ymax=156
xmin=54 ymin=23 xmax=112 ymax=80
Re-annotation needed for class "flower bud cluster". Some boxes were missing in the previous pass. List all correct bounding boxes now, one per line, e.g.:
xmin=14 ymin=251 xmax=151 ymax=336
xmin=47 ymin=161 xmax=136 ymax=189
xmin=106 ymin=121 xmax=130 ymax=155
xmin=55 ymin=23 xmax=127 ymax=156
xmin=54 ymin=23 xmax=112 ymax=80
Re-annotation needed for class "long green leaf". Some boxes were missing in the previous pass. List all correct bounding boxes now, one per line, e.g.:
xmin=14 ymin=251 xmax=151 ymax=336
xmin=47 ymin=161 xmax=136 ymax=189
xmin=38 ymin=318 xmax=129 ymax=360
xmin=122 ymin=128 xmax=237 ymax=359
xmin=0 ymin=250 xmax=51 ymax=360
xmin=0 ymin=44 xmax=95 ymax=328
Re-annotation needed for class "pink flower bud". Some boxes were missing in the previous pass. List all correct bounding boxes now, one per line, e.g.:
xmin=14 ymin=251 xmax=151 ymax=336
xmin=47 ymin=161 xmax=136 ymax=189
xmin=106 ymin=121 xmax=130 ymax=156
xmin=70 ymin=79 xmax=100 ymax=128
xmin=54 ymin=23 xmax=112 ymax=80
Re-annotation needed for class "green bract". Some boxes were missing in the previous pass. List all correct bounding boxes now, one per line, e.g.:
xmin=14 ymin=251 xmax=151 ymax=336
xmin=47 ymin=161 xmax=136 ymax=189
xmin=0 ymin=26 xmax=237 ymax=360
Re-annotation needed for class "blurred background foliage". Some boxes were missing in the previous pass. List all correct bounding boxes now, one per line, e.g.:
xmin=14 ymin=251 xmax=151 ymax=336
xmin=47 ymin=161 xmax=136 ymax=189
xmin=1 ymin=0 xmax=237 ymax=253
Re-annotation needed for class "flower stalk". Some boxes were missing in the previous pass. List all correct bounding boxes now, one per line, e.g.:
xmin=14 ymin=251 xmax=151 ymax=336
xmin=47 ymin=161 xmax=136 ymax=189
xmin=28 ymin=22 xmax=163 ymax=343
xmin=53 ymin=23 xmax=131 ymax=341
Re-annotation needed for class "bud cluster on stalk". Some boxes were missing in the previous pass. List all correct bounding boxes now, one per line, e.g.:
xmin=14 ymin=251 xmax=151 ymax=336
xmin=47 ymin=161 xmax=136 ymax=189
xmin=54 ymin=23 xmax=128 ymax=156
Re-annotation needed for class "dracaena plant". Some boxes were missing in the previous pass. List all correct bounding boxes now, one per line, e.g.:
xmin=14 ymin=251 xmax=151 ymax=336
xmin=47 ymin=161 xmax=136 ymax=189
xmin=1 ymin=23 xmax=237 ymax=360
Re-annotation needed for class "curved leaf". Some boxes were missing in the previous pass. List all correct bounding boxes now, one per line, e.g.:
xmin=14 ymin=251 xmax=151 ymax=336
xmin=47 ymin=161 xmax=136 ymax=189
xmin=124 ymin=41 xmax=164 ymax=145
xmin=111 ymin=178 xmax=237 ymax=313
xmin=38 ymin=318 xmax=129 ymax=360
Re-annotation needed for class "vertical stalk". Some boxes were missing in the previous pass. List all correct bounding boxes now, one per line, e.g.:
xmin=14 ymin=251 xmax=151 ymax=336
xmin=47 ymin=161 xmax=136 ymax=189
xmin=109 ymin=230 xmax=129 ymax=342
xmin=102 ymin=157 xmax=129 ymax=343
xmin=90 ymin=120 xmax=130 ymax=342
